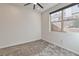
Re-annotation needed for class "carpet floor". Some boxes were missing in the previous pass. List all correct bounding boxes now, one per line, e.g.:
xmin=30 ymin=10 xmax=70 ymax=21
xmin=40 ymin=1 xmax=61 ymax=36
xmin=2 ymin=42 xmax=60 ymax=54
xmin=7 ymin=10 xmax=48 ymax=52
xmin=0 ymin=40 xmax=78 ymax=56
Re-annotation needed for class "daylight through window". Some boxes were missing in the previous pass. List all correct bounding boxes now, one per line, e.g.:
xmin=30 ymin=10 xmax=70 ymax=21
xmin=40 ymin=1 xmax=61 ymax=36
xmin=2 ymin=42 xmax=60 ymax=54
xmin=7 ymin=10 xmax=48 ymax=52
xmin=50 ymin=4 xmax=79 ymax=32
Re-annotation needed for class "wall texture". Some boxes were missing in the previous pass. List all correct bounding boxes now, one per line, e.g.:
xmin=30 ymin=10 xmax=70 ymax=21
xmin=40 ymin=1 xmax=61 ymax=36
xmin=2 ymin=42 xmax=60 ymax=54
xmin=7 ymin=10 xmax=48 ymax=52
xmin=41 ymin=3 xmax=79 ymax=54
xmin=0 ymin=4 xmax=41 ymax=48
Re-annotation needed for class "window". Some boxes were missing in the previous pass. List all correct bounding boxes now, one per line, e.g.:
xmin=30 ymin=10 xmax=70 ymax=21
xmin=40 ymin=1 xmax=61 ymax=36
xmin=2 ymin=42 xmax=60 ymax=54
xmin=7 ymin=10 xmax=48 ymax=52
xmin=50 ymin=11 xmax=62 ymax=32
xmin=50 ymin=3 xmax=79 ymax=32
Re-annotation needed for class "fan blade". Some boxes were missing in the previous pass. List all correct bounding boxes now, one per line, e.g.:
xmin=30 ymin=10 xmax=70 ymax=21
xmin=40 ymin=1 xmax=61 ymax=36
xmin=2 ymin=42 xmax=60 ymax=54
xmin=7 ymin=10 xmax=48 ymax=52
xmin=24 ymin=3 xmax=31 ymax=6
xmin=33 ymin=4 xmax=35 ymax=9
xmin=37 ymin=3 xmax=43 ymax=8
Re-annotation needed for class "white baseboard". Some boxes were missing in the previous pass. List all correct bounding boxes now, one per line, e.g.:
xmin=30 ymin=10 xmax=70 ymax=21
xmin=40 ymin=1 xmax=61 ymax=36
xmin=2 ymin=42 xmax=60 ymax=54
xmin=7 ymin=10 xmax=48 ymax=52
xmin=0 ymin=38 xmax=41 ymax=49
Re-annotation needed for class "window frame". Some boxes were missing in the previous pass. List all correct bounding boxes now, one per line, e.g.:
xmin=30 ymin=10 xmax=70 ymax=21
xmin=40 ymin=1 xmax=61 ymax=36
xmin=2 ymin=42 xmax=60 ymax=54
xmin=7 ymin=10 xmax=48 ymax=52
xmin=50 ymin=3 xmax=79 ymax=32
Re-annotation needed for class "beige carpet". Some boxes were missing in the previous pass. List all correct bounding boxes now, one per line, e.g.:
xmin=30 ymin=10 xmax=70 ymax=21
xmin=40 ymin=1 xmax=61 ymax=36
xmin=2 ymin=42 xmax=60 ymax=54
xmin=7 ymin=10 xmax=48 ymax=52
xmin=0 ymin=40 xmax=78 ymax=56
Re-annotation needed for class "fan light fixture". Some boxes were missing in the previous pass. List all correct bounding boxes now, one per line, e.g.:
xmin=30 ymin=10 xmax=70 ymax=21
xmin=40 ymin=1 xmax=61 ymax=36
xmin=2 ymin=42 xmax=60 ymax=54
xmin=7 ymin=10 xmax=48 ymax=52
xmin=24 ymin=3 xmax=44 ymax=10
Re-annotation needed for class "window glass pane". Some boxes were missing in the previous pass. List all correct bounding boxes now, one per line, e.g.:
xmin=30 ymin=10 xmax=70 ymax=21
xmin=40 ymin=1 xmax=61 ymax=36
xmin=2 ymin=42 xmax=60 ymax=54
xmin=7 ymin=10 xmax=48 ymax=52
xmin=63 ymin=4 xmax=79 ymax=32
xmin=51 ymin=22 xmax=61 ymax=32
xmin=72 ymin=4 xmax=79 ymax=18
xmin=63 ymin=4 xmax=79 ymax=21
xmin=72 ymin=4 xmax=79 ymax=14
xmin=64 ymin=19 xmax=79 ymax=32
xmin=51 ymin=11 xmax=62 ymax=22
xmin=63 ymin=7 xmax=72 ymax=18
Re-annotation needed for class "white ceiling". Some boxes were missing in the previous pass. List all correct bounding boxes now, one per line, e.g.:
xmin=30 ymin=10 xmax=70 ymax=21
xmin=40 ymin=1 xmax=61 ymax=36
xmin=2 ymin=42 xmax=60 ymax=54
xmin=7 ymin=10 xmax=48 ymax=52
xmin=11 ymin=3 xmax=58 ymax=12
xmin=34 ymin=3 xmax=58 ymax=12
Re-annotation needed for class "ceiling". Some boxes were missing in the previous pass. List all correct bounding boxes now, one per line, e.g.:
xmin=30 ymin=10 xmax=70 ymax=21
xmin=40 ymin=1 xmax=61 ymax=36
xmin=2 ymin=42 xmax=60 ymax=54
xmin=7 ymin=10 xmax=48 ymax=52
xmin=11 ymin=3 xmax=58 ymax=12
xmin=37 ymin=3 xmax=58 ymax=12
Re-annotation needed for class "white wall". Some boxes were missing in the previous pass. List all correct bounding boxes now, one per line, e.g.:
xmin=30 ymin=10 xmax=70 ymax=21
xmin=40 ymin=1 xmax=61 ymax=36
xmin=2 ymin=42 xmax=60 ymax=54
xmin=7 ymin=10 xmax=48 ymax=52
xmin=0 ymin=4 xmax=41 ymax=48
xmin=42 ymin=3 xmax=79 ymax=54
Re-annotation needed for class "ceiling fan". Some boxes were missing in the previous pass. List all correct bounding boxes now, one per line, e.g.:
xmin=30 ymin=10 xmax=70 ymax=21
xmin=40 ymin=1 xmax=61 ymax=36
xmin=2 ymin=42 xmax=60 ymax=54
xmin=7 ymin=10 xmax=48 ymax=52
xmin=24 ymin=3 xmax=44 ymax=9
